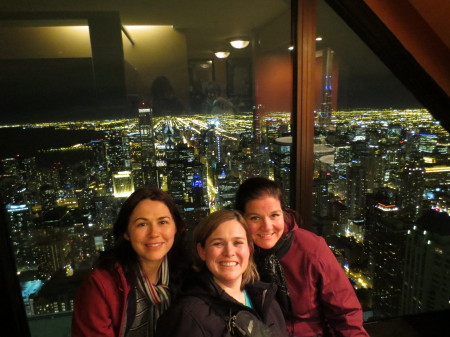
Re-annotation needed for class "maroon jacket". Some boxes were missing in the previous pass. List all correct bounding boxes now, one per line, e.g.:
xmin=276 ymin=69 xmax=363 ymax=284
xmin=278 ymin=216 xmax=369 ymax=337
xmin=72 ymin=265 xmax=131 ymax=337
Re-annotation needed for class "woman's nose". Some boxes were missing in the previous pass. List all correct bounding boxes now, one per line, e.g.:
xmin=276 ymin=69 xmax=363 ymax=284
xmin=261 ymin=217 xmax=272 ymax=230
xmin=146 ymin=224 xmax=159 ymax=237
xmin=223 ymin=242 xmax=235 ymax=256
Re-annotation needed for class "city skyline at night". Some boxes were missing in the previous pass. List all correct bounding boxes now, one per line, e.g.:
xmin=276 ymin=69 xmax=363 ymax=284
xmin=1 ymin=107 xmax=449 ymax=322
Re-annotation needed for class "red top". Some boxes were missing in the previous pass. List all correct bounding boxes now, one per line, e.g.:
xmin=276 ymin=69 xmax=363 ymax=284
xmin=280 ymin=217 xmax=369 ymax=337
xmin=72 ymin=264 xmax=131 ymax=337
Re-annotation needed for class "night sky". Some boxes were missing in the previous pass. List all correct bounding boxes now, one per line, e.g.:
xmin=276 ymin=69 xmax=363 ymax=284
xmin=316 ymin=0 xmax=423 ymax=111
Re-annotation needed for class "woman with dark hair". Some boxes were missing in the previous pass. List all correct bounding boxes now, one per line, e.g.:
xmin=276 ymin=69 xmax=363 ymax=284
xmin=156 ymin=209 xmax=287 ymax=337
xmin=72 ymin=187 xmax=187 ymax=337
xmin=150 ymin=75 xmax=185 ymax=116
xmin=235 ymin=177 xmax=369 ymax=337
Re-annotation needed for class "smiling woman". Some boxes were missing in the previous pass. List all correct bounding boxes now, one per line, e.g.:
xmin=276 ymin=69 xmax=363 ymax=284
xmin=72 ymin=187 xmax=187 ymax=337
xmin=235 ymin=177 xmax=369 ymax=337
xmin=155 ymin=209 xmax=288 ymax=337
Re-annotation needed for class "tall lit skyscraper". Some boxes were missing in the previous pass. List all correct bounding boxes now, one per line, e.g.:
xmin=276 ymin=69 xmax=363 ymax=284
xmin=401 ymin=210 xmax=450 ymax=315
xmin=105 ymin=130 xmax=131 ymax=174
xmin=273 ymin=136 xmax=292 ymax=207
xmin=138 ymin=102 xmax=158 ymax=187
xmin=366 ymin=188 xmax=409 ymax=317
xmin=315 ymin=48 xmax=338 ymax=131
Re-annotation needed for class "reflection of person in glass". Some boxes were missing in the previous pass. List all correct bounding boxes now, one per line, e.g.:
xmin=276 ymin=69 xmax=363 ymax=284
xmin=72 ymin=187 xmax=187 ymax=337
xmin=235 ymin=177 xmax=369 ymax=337
xmin=150 ymin=76 xmax=185 ymax=116
xmin=156 ymin=209 xmax=287 ymax=337
xmin=202 ymin=81 xmax=234 ymax=115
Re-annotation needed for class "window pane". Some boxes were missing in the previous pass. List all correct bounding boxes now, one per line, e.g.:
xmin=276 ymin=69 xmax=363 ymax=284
xmin=0 ymin=1 xmax=292 ymax=335
xmin=314 ymin=0 xmax=450 ymax=321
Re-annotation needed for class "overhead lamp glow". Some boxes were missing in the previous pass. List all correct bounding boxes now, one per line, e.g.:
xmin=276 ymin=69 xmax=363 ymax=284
xmin=316 ymin=36 xmax=323 ymax=41
xmin=229 ymin=39 xmax=250 ymax=49
xmin=214 ymin=51 xmax=230 ymax=59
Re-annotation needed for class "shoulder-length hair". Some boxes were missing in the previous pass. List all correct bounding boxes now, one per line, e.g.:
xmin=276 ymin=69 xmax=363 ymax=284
xmin=193 ymin=209 xmax=259 ymax=289
xmin=97 ymin=187 xmax=186 ymax=278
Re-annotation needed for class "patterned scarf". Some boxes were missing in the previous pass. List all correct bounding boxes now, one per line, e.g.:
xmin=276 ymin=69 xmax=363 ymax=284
xmin=254 ymin=232 xmax=294 ymax=315
xmin=127 ymin=256 xmax=171 ymax=337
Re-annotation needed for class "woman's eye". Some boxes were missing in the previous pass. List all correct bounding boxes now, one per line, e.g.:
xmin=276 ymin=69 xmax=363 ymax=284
xmin=137 ymin=222 xmax=146 ymax=227
xmin=159 ymin=221 xmax=168 ymax=225
xmin=249 ymin=216 xmax=259 ymax=221
xmin=212 ymin=242 xmax=223 ymax=247
xmin=234 ymin=241 xmax=244 ymax=246
xmin=271 ymin=213 xmax=280 ymax=218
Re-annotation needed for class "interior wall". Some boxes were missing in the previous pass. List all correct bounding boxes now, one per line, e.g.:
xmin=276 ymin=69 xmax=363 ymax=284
xmin=254 ymin=53 xmax=293 ymax=113
xmin=0 ymin=26 xmax=91 ymax=59
xmin=254 ymin=9 xmax=293 ymax=113
xmin=122 ymin=26 xmax=190 ymax=108
xmin=0 ymin=25 xmax=190 ymax=110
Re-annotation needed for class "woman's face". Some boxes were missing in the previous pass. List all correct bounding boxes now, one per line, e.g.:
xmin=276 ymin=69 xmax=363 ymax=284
xmin=197 ymin=219 xmax=250 ymax=290
xmin=124 ymin=199 xmax=177 ymax=272
xmin=244 ymin=196 xmax=284 ymax=249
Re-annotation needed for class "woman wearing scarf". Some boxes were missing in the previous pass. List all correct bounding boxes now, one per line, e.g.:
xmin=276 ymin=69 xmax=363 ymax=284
xmin=72 ymin=187 xmax=187 ymax=337
xmin=235 ymin=177 xmax=369 ymax=337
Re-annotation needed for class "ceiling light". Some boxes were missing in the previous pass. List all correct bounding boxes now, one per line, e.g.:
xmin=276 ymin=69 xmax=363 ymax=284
xmin=199 ymin=62 xmax=212 ymax=69
xmin=214 ymin=51 xmax=230 ymax=59
xmin=229 ymin=39 xmax=250 ymax=49
xmin=316 ymin=36 xmax=323 ymax=41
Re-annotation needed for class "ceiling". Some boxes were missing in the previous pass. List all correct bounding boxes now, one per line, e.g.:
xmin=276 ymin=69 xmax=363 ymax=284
xmin=407 ymin=0 xmax=450 ymax=50
xmin=0 ymin=0 xmax=291 ymax=58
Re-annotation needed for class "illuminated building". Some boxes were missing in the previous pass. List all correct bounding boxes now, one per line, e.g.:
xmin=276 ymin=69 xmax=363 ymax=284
xmin=366 ymin=188 xmax=409 ymax=317
xmin=399 ymin=159 xmax=425 ymax=221
xmin=138 ymin=103 xmax=158 ymax=187
xmin=216 ymin=176 xmax=241 ymax=209
xmin=167 ymin=160 xmax=186 ymax=204
xmin=261 ymin=114 xmax=290 ymax=149
xmin=347 ymin=164 xmax=366 ymax=221
xmin=167 ymin=145 xmax=207 ymax=209
xmin=312 ymin=177 xmax=329 ymax=222
xmin=315 ymin=48 xmax=336 ymax=131
xmin=401 ymin=210 xmax=450 ymax=315
xmin=127 ymin=132 xmax=144 ymax=188
xmin=273 ymin=136 xmax=292 ymax=207
xmin=105 ymin=130 xmax=131 ymax=174
xmin=92 ymin=196 xmax=116 ymax=229
xmin=418 ymin=132 xmax=438 ymax=153
xmin=112 ymin=171 xmax=134 ymax=198
xmin=424 ymin=165 xmax=450 ymax=187
xmin=5 ymin=204 xmax=34 ymax=270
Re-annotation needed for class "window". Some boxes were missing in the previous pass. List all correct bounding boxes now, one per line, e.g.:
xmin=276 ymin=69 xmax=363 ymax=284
xmin=313 ymin=0 xmax=450 ymax=321
xmin=1 ymin=1 xmax=449 ymax=335
xmin=0 ymin=1 xmax=292 ymax=335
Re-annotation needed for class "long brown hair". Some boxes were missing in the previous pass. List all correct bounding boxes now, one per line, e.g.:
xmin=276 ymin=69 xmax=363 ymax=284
xmin=193 ymin=209 xmax=259 ymax=289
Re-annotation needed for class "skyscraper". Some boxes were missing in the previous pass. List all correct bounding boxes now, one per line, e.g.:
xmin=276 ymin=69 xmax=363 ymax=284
xmin=401 ymin=210 xmax=450 ymax=315
xmin=366 ymin=188 xmax=409 ymax=317
xmin=138 ymin=102 xmax=158 ymax=187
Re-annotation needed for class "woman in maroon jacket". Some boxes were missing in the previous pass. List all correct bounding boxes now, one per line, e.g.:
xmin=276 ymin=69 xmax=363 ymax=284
xmin=235 ymin=177 xmax=369 ymax=337
xmin=72 ymin=187 xmax=187 ymax=337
